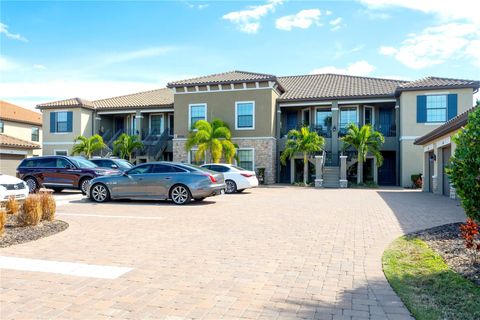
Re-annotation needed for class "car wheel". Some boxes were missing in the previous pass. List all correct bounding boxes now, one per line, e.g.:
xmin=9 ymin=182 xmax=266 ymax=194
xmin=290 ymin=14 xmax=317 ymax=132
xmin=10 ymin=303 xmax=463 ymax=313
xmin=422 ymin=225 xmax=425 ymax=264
xmin=225 ymin=180 xmax=237 ymax=194
xmin=24 ymin=177 xmax=38 ymax=193
xmin=90 ymin=183 xmax=110 ymax=203
xmin=80 ymin=178 xmax=92 ymax=195
xmin=194 ymin=197 xmax=206 ymax=202
xmin=170 ymin=185 xmax=191 ymax=205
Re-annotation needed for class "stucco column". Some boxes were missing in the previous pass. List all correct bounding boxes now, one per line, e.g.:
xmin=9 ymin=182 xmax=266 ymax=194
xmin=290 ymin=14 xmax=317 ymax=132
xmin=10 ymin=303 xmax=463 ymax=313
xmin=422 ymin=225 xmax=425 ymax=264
xmin=331 ymin=101 xmax=339 ymax=166
xmin=339 ymin=155 xmax=347 ymax=188
xmin=290 ymin=157 xmax=295 ymax=184
xmin=395 ymin=100 xmax=400 ymax=186
xmin=135 ymin=111 xmax=143 ymax=139
xmin=94 ymin=112 xmax=101 ymax=136
xmin=314 ymin=155 xmax=323 ymax=188
xmin=373 ymin=157 xmax=378 ymax=184
xmin=422 ymin=152 xmax=429 ymax=192
xmin=434 ymin=147 xmax=443 ymax=195
xmin=276 ymin=107 xmax=282 ymax=183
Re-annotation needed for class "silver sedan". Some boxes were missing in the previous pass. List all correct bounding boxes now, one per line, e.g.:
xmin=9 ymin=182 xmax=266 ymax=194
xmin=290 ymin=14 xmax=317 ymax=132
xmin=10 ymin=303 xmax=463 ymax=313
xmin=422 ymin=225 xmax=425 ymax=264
xmin=86 ymin=162 xmax=226 ymax=205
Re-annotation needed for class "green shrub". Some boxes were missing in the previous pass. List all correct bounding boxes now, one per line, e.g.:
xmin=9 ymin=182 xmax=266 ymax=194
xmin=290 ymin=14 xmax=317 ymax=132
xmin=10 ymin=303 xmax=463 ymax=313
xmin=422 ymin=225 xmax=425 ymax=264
xmin=447 ymin=108 xmax=480 ymax=221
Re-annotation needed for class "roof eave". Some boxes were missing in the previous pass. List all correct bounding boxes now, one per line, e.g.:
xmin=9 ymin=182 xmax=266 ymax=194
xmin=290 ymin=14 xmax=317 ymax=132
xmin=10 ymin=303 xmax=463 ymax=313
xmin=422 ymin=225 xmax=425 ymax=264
xmin=395 ymin=84 xmax=480 ymax=97
xmin=277 ymin=94 xmax=396 ymax=103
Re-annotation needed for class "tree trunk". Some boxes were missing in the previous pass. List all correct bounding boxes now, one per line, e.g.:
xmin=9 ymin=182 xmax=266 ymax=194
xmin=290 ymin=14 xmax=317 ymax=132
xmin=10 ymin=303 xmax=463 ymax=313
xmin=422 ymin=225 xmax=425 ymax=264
xmin=357 ymin=154 xmax=363 ymax=184
xmin=303 ymin=152 xmax=308 ymax=185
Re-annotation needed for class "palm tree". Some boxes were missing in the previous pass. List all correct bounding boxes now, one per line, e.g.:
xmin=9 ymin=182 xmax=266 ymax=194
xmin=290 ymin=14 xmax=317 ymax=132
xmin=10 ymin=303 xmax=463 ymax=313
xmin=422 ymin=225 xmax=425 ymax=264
xmin=185 ymin=119 xmax=236 ymax=163
xmin=113 ymin=133 xmax=144 ymax=162
xmin=71 ymin=134 xmax=106 ymax=159
xmin=341 ymin=124 xmax=385 ymax=184
xmin=280 ymin=126 xmax=325 ymax=185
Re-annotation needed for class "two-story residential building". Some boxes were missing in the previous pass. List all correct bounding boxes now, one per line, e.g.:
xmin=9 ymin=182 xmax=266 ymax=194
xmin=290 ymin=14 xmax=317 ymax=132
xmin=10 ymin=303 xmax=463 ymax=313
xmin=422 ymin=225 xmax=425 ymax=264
xmin=36 ymin=71 xmax=479 ymax=187
xmin=0 ymin=101 xmax=42 ymax=175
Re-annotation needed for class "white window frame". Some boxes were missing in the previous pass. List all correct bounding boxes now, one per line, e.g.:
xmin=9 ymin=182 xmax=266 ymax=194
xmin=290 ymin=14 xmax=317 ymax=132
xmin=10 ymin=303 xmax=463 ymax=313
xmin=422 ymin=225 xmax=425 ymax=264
xmin=339 ymin=105 xmax=359 ymax=128
xmin=235 ymin=101 xmax=255 ymax=130
xmin=363 ymin=106 xmax=375 ymax=126
xmin=236 ymin=148 xmax=255 ymax=170
xmin=54 ymin=149 xmax=68 ymax=156
xmin=188 ymin=103 xmax=207 ymax=129
xmin=149 ymin=113 xmax=164 ymax=136
xmin=52 ymin=110 xmax=70 ymax=134
xmin=188 ymin=148 xmax=206 ymax=165
xmin=426 ymin=94 xmax=447 ymax=123
xmin=314 ymin=107 xmax=333 ymax=126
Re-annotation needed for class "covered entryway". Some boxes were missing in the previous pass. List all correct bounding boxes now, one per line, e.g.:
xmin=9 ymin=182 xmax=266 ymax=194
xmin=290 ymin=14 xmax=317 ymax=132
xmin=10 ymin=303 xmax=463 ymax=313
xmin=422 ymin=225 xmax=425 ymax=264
xmin=442 ymin=146 xmax=452 ymax=196
xmin=378 ymin=151 xmax=396 ymax=185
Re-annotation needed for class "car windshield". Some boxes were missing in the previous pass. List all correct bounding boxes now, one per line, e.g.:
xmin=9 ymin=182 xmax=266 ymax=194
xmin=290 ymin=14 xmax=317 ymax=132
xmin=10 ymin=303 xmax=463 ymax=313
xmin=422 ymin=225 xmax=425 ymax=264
xmin=116 ymin=160 xmax=134 ymax=169
xmin=70 ymin=157 xmax=98 ymax=169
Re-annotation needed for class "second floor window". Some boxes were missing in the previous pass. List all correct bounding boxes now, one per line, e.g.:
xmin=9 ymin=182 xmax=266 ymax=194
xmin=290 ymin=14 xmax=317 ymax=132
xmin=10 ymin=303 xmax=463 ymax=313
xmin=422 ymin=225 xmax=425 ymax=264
xmin=426 ymin=95 xmax=447 ymax=123
xmin=0 ymin=120 xmax=4 ymax=133
xmin=50 ymin=111 xmax=73 ymax=133
xmin=189 ymin=104 xmax=206 ymax=128
xmin=340 ymin=107 xmax=358 ymax=128
xmin=31 ymin=127 xmax=39 ymax=141
xmin=236 ymin=101 xmax=254 ymax=129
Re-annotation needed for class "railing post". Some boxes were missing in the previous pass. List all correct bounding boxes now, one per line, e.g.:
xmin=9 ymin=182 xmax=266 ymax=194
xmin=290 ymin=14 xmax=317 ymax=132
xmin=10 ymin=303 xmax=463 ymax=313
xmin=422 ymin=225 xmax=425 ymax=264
xmin=314 ymin=155 xmax=323 ymax=188
xmin=339 ymin=155 xmax=348 ymax=188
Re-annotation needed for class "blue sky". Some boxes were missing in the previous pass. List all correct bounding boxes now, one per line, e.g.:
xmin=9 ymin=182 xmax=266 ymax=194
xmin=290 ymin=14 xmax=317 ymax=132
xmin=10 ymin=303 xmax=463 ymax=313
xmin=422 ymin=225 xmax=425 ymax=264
xmin=1 ymin=0 xmax=479 ymax=109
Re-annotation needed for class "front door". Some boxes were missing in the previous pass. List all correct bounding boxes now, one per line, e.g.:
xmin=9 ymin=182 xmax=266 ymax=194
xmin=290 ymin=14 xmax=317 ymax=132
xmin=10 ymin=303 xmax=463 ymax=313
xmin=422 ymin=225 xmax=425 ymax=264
xmin=378 ymin=151 xmax=396 ymax=185
xmin=280 ymin=153 xmax=291 ymax=183
xmin=378 ymin=108 xmax=393 ymax=136
xmin=115 ymin=164 xmax=154 ymax=197
xmin=285 ymin=111 xmax=298 ymax=134
xmin=442 ymin=146 xmax=452 ymax=196
xmin=150 ymin=114 xmax=164 ymax=135
xmin=428 ymin=151 xmax=434 ymax=192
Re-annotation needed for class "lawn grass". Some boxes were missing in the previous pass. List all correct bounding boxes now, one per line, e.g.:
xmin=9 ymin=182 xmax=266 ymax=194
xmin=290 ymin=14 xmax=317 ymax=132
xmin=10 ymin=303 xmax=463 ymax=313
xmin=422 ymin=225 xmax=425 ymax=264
xmin=383 ymin=236 xmax=480 ymax=320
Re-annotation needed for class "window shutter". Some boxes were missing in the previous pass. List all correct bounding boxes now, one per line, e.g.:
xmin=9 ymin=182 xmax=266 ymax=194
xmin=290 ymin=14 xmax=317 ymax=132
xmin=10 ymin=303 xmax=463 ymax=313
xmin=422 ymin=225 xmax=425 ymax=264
xmin=416 ymin=95 xmax=427 ymax=123
xmin=67 ymin=111 xmax=73 ymax=132
xmin=447 ymin=94 xmax=458 ymax=120
xmin=50 ymin=112 xmax=56 ymax=133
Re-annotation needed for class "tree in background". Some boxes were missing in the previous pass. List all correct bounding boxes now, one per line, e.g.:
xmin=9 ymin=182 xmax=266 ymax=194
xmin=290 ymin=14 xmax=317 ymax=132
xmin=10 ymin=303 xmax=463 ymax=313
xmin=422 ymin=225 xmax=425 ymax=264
xmin=185 ymin=119 xmax=236 ymax=163
xmin=71 ymin=134 xmax=106 ymax=159
xmin=341 ymin=124 xmax=384 ymax=184
xmin=280 ymin=126 xmax=325 ymax=185
xmin=113 ymin=133 xmax=144 ymax=162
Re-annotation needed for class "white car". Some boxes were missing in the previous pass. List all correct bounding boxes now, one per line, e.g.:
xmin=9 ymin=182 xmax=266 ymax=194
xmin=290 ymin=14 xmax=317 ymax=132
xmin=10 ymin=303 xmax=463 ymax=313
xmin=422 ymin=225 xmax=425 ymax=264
xmin=201 ymin=164 xmax=258 ymax=194
xmin=0 ymin=174 xmax=29 ymax=203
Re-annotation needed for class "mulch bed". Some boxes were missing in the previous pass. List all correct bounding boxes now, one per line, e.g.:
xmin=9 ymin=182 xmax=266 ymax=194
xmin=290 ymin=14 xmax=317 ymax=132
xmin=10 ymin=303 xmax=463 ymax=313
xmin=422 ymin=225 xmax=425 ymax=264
xmin=0 ymin=215 xmax=68 ymax=248
xmin=412 ymin=222 xmax=480 ymax=286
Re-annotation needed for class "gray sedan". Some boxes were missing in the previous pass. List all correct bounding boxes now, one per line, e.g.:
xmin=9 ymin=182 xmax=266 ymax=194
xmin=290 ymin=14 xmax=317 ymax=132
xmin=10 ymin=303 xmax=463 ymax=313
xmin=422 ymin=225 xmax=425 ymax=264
xmin=86 ymin=162 xmax=226 ymax=205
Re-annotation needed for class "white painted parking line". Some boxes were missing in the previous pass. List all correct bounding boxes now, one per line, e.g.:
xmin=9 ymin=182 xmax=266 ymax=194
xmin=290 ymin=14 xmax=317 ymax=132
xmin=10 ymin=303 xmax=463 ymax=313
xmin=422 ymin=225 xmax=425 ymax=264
xmin=57 ymin=212 xmax=164 ymax=220
xmin=0 ymin=256 xmax=133 ymax=279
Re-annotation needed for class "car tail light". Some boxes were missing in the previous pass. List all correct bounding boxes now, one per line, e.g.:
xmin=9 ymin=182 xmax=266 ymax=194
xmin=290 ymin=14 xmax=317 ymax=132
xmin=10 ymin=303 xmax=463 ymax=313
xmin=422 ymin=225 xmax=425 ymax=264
xmin=204 ymin=174 xmax=217 ymax=183
xmin=241 ymin=173 xmax=254 ymax=178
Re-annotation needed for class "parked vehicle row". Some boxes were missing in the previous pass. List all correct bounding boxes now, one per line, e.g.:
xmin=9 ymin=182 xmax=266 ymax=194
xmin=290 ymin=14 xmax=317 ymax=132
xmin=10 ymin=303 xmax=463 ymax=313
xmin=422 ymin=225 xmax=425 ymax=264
xmin=14 ymin=156 xmax=258 ymax=205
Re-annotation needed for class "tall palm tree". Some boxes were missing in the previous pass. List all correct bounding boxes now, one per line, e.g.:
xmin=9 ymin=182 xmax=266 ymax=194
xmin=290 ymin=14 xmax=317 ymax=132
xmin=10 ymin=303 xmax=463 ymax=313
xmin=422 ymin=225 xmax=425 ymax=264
xmin=71 ymin=134 xmax=106 ymax=159
xmin=280 ymin=126 xmax=325 ymax=185
xmin=113 ymin=133 xmax=144 ymax=162
xmin=185 ymin=119 xmax=236 ymax=163
xmin=341 ymin=124 xmax=385 ymax=184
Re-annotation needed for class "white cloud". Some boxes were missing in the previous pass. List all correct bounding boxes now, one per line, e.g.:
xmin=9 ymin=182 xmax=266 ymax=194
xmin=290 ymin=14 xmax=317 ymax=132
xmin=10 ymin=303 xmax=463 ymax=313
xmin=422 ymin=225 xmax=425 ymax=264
xmin=0 ymin=22 xmax=28 ymax=42
xmin=379 ymin=23 xmax=480 ymax=68
xmin=102 ymin=46 xmax=175 ymax=65
xmin=0 ymin=56 xmax=20 ymax=71
xmin=222 ymin=0 xmax=283 ymax=34
xmin=359 ymin=0 xmax=479 ymax=24
xmin=33 ymin=64 xmax=47 ymax=70
xmin=186 ymin=2 xmax=209 ymax=10
xmin=275 ymin=9 xmax=321 ymax=31
xmin=310 ymin=60 xmax=376 ymax=76
xmin=329 ymin=17 xmax=343 ymax=31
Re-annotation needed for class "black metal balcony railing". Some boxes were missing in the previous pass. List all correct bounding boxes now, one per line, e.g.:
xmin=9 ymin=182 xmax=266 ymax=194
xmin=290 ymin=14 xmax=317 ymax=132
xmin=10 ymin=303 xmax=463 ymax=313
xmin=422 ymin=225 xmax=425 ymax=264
xmin=281 ymin=122 xmax=397 ymax=138
xmin=281 ymin=124 xmax=332 ymax=138
xmin=374 ymin=123 xmax=396 ymax=137
xmin=338 ymin=122 xmax=359 ymax=137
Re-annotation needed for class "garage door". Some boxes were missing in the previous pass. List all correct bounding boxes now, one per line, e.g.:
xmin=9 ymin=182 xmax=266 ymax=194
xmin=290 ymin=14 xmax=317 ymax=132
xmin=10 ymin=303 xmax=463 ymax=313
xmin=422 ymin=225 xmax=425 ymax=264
xmin=0 ymin=154 xmax=26 ymax=176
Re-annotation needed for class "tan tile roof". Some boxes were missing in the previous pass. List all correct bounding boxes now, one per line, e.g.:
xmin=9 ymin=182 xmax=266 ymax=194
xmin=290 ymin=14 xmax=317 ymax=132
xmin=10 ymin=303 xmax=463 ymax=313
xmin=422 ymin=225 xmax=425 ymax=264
xmin=167 ymin=70 xmax=279 ymax=87
xmin=37 ymin=97 xmax=96 ymax=109
xmin=414 ymin=106 xmax=477 ymax=145
xmin=278 ymin=74 xmax=407 ymax=101
xmin=93 ymin=88 xmax=173 ymax=109
xmin=0 ymin=133 xmax=40 ymax=149
xmin=0 ymin=100 xmax=42 ymax=126
xmin=397 ymin=76 xmax=479 ymax=91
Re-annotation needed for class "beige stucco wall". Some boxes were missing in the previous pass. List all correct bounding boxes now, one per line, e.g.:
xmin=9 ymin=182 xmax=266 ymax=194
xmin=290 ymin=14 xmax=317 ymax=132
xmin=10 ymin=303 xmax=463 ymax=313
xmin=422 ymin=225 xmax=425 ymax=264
xmin=173 ymin=88 xmax=278 ymax=138
xmin=399 ymin=88 xmax=473 ymax=187
xmin=41 ymin=107 xmax=94 ymax=155
xmin=2 ymin=120 xmax=42 ymax=156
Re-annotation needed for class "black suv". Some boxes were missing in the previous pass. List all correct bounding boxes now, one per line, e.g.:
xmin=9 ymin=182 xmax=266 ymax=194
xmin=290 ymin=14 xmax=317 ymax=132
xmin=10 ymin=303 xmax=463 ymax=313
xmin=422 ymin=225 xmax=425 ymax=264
xmin=17 ymin=156 xmax=121 ymax=194
xmin=89 ymin=158 xmax=134 ymax=172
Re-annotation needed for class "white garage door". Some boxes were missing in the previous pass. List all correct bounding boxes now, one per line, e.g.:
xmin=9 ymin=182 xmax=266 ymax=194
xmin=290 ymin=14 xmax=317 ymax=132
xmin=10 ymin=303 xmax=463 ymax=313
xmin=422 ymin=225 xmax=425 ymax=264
xmin=0 ymin=153 xmax=26 ymax=176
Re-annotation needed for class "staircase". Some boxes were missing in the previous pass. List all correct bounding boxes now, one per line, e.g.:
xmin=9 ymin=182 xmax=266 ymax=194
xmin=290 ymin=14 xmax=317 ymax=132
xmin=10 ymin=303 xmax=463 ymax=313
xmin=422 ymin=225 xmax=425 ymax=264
xmin=323 ymin=166 xmax=340 ymax=188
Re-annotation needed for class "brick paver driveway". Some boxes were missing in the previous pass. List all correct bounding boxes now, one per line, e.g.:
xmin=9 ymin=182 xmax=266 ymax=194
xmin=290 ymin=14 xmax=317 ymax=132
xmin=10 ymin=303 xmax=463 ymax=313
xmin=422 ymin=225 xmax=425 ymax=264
xmin=0 ymin=187 xmax=465 ymax=319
